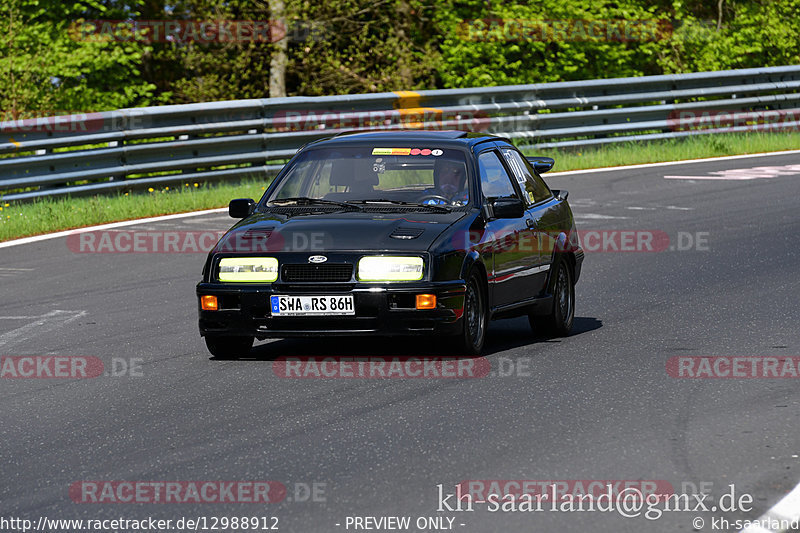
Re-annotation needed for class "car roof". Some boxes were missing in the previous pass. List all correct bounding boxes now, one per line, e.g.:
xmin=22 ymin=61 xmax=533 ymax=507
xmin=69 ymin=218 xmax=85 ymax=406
xmin=305 ymin=130 xmax=510 ymax=149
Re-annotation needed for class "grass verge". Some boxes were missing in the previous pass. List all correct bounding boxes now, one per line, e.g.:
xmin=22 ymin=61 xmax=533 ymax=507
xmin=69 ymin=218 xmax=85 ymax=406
xmin=1 ymin=132 xmax=799 ymax=242
xmin=0 ymin=179 xmax=269 ymax=242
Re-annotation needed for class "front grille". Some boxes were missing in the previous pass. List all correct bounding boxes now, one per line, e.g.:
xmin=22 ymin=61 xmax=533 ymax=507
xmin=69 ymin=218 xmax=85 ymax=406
xmin=282 ymin=263 xmax=353 ymax=282
xmin=276 ymin=284 xmax=355 ymax=292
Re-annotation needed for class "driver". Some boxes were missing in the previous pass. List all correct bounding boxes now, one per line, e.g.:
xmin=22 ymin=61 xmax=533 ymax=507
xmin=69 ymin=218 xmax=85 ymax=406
xmin=425 ymin=158 xmax=468 ymax=206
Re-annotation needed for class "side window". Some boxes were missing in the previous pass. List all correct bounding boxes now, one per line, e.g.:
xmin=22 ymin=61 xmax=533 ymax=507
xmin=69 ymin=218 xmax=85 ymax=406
xmin=478 ymin=151 xmax=518 ymax=200
xmin=501 ymin=149 xmax=552 ymax=204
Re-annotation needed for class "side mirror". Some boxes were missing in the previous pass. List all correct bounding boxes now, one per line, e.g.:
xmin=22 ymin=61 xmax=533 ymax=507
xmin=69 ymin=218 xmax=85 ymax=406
xmin=551 ymin=189 xmax=569 ymax=201
xmin=526 ymin=156 xmax=555 ymax=174
xmin=491 ymin=197 xmax=525 ymax=219
xmin=229 ymin=198 xmax=255 ymax=219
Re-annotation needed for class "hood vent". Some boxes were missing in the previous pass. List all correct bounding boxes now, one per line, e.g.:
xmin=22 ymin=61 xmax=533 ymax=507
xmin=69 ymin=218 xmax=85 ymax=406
xmin=390 ymin=227 xmax=424 ymax=240
xmin=242 ymin=226 xmax=274 ymax=239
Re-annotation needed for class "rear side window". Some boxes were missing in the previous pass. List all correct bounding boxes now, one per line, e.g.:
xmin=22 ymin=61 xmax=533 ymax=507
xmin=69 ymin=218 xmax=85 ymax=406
xmin=502 ymin=149 xmax=552 ymax=204
xmin=478 ymin=151 xmax=518 ymax=200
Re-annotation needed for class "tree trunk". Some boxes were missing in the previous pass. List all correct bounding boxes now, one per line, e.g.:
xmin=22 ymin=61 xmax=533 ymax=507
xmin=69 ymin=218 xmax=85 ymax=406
xmin=269 ymin=0 xmax=287 ymax=98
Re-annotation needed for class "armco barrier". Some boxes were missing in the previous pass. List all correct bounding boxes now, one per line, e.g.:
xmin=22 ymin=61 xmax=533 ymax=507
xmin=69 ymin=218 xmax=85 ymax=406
xmin=2 ymin=65 xmax=799 ymax=201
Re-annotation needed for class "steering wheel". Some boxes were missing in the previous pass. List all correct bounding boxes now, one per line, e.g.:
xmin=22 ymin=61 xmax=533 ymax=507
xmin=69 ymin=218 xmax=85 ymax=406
xmin=418 ymin=194 xmax=451 ymax=205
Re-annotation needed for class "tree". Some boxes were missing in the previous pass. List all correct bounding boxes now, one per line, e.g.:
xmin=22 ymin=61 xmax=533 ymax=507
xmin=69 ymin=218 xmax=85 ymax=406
xmin=285 ymin=0 xmax=441 ymax=95
xmin=0 ymin=0 xmax=158 ymax=117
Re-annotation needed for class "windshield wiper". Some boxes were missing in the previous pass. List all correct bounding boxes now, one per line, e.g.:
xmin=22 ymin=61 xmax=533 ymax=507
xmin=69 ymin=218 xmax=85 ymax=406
xmin=269 ymin=197 xmax=364 ymax=211
xmin=351 ymin=199 xmax=451 ymax=212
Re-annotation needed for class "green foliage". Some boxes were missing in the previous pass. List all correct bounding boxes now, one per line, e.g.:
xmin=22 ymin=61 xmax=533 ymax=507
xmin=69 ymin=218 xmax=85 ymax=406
xmin=145 ymin=0 xmax=274 ymax=103
xmin=0 ymin=0 xmax=159 ymax=116
xmin=435 ymin=0 xmax=665 ymax=87
xmin=656 ymin=0 xmax=800 ymax=73
xmin=286 ymin=0 xmax=440 ymax=94
xmin=1 ymin=0 xmax=799 ymax=112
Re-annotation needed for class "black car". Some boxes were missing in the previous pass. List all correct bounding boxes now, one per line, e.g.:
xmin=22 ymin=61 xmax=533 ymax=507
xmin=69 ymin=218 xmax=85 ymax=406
xmin=197 ymin=130 xmax=584 ymax=356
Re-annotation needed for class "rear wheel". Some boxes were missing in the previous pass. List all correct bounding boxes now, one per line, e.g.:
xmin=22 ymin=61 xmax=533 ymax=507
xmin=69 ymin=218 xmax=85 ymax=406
xmin=531 ymin=260 xmax=574 ymax=337
xmin=205 ymin=335 xmax=254 ymax=360
xmin=451 ymin=271 xmax=487 ymax=355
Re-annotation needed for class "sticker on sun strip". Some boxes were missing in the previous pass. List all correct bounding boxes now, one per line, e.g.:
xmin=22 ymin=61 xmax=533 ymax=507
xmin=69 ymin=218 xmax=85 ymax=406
xmin=371 ymin=148 xmax=444 ymax=156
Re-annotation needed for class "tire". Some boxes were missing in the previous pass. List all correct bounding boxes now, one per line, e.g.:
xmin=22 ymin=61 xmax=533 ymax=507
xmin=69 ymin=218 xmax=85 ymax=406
xmin=451 ymin=271 xmax=488 ymax=356
xmin=205 ymin=335 xmax=254 ymax=360
xmin=531 ymin=259 xmax=574 ymax=337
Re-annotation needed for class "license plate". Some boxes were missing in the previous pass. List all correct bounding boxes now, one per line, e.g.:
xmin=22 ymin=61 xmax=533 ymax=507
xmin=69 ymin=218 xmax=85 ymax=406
xmin=270 ymin=295 xmax=355 ymax=316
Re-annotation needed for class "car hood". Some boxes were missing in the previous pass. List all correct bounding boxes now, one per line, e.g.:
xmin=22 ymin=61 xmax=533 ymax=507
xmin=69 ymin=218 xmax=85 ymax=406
xmin=213 ymin=210 xmax=469 ymax=254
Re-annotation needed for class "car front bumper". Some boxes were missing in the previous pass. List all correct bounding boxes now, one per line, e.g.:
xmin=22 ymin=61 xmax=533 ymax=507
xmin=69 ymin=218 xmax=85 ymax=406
xmin=197 ymin=281 xmax=467 ymax=339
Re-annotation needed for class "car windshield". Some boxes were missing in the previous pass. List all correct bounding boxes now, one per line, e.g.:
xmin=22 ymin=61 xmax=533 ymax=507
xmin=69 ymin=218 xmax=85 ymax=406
xmin=266 ymin=146 xmax=470 ymax=207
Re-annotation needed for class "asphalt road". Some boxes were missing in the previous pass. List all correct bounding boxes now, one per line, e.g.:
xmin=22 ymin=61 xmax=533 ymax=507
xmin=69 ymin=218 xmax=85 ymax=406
xmin=2 ymin=152 xmax=800 ymax=533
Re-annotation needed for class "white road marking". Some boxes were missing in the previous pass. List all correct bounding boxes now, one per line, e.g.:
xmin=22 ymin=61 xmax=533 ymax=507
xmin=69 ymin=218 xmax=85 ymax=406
xmin=664 ymin=175 xmax=775 ymax=180
xmin=626 ymin=207 xmax=657 ymax=210
xmin=0 ymin=267 xmax=35 ymax=278
xmin=741 ymin=481 xmax=800 ymax=533
xmin=566 ymin=198 xmax=598 ymax=206
xmin=665 ymin=164 xmax=800 ymax=181
xmin=182 ymin=215 xmax=233 ymax=224
xmin=574 ymin=213 xmax=630 ymax=219
xmin=0 ymin=310 xmax=87 ymax=349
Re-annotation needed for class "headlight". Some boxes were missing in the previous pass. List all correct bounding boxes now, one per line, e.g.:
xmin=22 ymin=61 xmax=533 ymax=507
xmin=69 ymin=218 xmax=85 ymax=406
xmin=357 ymin=256 xmax=424 ymax=281
xmin=217 ymin=257 xmax=278 ymax=282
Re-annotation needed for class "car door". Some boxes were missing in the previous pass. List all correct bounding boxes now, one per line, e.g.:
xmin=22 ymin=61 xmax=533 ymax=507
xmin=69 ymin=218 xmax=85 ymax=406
xmin=499 ymin=146 xmax=557 ymax=296
xmin=476 ymin=148 xmax=532 ymax=308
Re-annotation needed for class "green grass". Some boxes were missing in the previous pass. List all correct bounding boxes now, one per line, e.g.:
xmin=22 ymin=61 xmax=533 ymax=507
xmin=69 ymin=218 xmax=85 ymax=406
xmin=1 ymin=131 xmax=799 ymax=242
xmin=522 ymin=131 xmax=800 ymax=172
xmin=0 ymin=179 xmax=270 ymax=242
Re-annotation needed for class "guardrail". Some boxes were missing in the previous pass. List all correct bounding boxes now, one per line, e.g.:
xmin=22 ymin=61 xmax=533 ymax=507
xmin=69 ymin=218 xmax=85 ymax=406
xmin=2 ymin=65 xmax=800 ymax=201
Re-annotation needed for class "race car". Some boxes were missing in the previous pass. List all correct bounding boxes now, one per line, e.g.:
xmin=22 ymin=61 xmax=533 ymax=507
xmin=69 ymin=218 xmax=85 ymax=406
xmin=196 ymin=130 xmax=584 ymax=357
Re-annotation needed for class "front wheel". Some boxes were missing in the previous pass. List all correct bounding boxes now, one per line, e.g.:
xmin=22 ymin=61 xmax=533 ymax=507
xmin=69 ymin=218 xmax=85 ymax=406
xmin=531 ymin=260 xmax=574 ymax=337
xmin=205 ymin=335 xmax=254 ymax=360
xmin=450 ymin=271 xmax=487 ymax=355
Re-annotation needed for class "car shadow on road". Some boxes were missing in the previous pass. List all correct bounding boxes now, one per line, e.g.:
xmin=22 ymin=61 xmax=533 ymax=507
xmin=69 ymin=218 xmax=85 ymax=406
xmin=248 ymin=335 xmax=461 ymax=360
xmin=235 ymin=316 xmax=602 ymax=361
xmin=481 ymin=316 xmax=603 ymax=356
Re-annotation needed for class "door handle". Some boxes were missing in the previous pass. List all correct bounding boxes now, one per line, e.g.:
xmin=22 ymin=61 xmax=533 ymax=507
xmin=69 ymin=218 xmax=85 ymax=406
xmin=525 ymin=218 xmax=536 ymax=228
